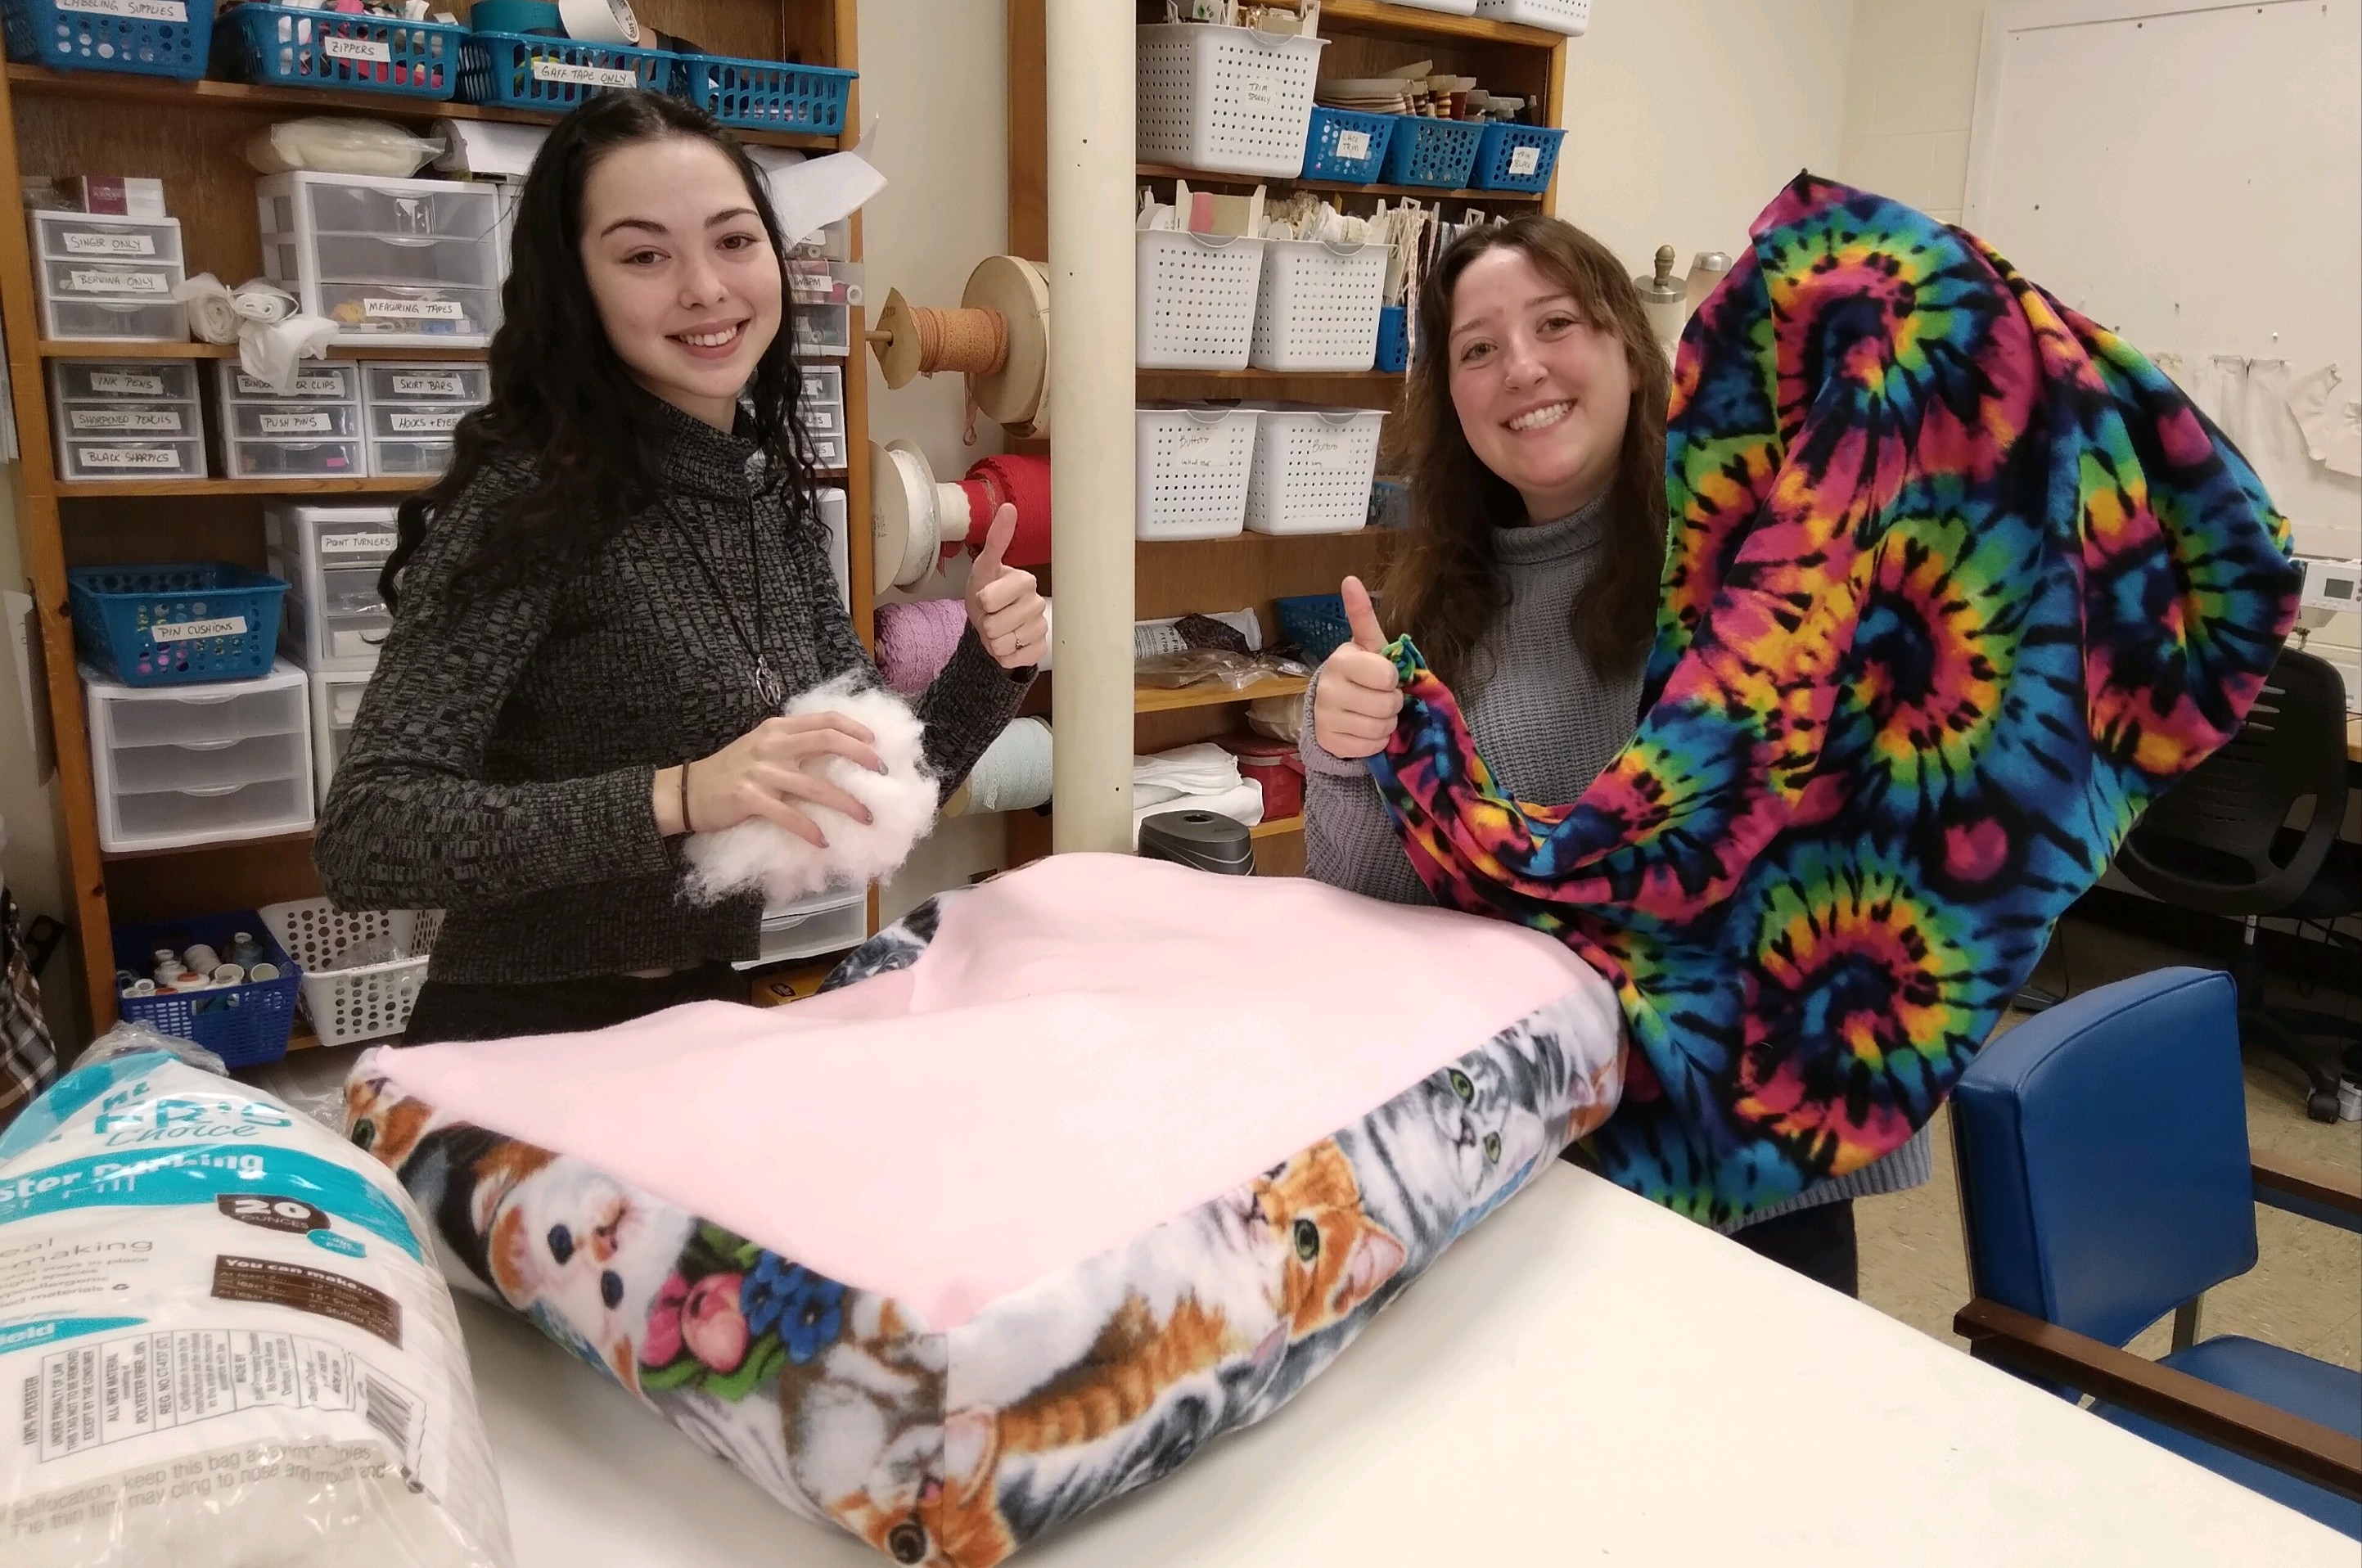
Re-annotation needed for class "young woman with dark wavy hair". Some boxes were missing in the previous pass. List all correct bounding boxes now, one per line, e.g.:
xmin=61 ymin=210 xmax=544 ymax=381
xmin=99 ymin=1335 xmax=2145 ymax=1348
xmin=317 ymin=92 xmax=1042 ymax=1043
xmin=1297 ymin=214 xmax=1929 ymax=1295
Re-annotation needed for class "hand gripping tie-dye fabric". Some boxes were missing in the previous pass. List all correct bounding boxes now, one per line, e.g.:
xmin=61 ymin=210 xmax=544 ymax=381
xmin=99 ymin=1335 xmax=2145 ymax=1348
xmin=1367 ymin=175 xmax=2300 ymax=1226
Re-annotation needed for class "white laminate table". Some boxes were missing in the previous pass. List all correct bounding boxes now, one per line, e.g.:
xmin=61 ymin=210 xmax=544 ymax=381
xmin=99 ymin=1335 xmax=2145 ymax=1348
xmin=460 ymin=1163 xmax=2354 ymax=1566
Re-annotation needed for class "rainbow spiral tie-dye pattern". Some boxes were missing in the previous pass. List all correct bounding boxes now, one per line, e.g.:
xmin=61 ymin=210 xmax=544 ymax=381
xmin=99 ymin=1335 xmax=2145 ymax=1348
xmin=1369 ymin=174 xmax=2299 ymax=1225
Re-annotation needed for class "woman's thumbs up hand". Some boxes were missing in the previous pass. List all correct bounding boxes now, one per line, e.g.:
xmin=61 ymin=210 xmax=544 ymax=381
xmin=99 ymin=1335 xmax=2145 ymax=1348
xmin=1311 ymin=576 xmax=1404 ymax=761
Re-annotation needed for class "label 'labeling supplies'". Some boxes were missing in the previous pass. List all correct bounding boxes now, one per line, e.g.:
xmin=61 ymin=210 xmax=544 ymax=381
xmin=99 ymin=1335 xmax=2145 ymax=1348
xmin=150 ymin=615 xmax=246 ymax=642
xmin=361 ymin=298 xmax=465 ymax=322
xmin=530 ymin=59 xmax=638 ymax=89
xmin=65 ymin=268 xmax=167 ymax=295
xmin=54 ymin=0 xmax=184 ymax=20
xmin=61 ymin=232 xmax=157 ymax=258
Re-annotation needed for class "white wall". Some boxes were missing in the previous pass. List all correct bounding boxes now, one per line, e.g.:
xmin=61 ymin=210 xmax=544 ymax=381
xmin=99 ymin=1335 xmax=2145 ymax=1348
xmin=1834 ymin=0 xmax=1984 ymax=222
xmin=1557 ymin=0 xmax=1858 ymax=277
xmin=855 ymin=0 xmax=1017 ymax=921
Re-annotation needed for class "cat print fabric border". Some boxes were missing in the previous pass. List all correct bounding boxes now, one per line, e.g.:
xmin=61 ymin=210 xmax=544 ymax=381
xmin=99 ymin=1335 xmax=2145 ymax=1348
xmin=1367 ymin=175 xmax=2299 ymax=1226
xmin=345 ymin=892 xmax=1623 ymax=1567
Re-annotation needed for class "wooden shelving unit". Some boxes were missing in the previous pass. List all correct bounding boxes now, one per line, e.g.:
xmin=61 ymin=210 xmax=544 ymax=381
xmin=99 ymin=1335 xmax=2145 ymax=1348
xmin=1134 ymin=674 xmax=1309 ymax=715
xmin=999 ymin=3 xmax=1566 ymax=879
xmin=1136 ymin=162 xmax=1543 ymax=205
xmin=4 ymin=1 xmax=874 ymax=1034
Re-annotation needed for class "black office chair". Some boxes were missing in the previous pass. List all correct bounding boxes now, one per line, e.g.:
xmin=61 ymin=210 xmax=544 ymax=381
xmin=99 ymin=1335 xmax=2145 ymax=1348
xmin=2115 ymin=647 xmax=2360 ymax=1121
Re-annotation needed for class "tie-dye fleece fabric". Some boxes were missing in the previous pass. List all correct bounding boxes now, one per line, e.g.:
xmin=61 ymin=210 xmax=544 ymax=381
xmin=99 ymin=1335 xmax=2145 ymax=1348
xmin=1368 ymin=175 xmax=2299 ymax=1225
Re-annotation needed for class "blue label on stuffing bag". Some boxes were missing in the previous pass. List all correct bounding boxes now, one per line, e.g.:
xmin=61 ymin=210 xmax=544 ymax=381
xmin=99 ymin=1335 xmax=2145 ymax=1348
xmin=0 ymin=1143 xmax=422 ymax=1263
xmin=309 ymin=1230 xmax=367 ymax=1259
xmin=0 ymin=1052 xmax=171 ymax=1163
xmin=0 ymin=1316 xmax=147 ymax=1354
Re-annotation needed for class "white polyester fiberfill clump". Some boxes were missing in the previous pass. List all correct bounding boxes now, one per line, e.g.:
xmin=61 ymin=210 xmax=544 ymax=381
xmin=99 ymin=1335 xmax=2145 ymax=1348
xmin=683 ymin=674 xmax=939 ymax=905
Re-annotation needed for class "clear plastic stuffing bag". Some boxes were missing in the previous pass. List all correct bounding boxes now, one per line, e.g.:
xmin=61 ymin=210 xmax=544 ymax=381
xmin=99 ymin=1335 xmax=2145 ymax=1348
xmin=0 ymin=1023 xmax=512 ymax=1566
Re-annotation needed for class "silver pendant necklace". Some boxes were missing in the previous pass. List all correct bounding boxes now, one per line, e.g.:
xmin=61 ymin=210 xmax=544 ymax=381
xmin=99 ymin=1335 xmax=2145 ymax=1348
xmin=668 ymin=501 xmax=782 ymax=710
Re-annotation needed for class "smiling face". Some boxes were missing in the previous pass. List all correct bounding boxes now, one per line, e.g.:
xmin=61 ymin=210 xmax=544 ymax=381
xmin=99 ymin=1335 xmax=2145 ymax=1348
xmin=1445 ymin=244 xmax=1634 ymax=524
xmin=579 ymin=134 xmax=782 ymax=431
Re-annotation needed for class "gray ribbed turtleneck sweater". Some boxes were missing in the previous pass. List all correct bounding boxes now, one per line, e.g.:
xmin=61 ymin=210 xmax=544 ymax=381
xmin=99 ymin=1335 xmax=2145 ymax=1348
xmin=1297 ymin=495 xmax=1932 ymax=1229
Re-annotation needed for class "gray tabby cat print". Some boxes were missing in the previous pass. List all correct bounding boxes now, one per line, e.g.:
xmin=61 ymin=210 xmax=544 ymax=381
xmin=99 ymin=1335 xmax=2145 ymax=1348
xmin=345 ymin=894 xmax=1622 ymax=1566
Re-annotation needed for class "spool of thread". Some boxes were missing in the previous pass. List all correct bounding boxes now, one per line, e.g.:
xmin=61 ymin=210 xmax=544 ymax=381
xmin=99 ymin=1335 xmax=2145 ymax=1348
xmin=126 ymin=978 xmax=156 ymax=998
xmin=966 ymin=453 xmax=1052 ymax=569
xmin=249 ymin=962 xmax=281 ymax=983
xmin=874 ymin=597 xmax=969 ymax=695
xmin=909 ymin=305 xmax=1008 ymax=379
xmin=212 ymin=963 xmax=246 ymax=986
xmin=228 ymin=930 xmax=264 ymax=969
xmin=184 ymin=944 xmax=221 ymax=975
xmin=964 ymin=717 xmax=1054 ymax=814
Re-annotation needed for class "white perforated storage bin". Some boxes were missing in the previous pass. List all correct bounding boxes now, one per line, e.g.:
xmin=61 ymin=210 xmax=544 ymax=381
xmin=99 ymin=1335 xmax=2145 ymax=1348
xmin=732 ymin=887 xmax=869 ymax=971
xmin=1137 ymin=404 xmax=1257 ymax=541
xmin=1138 ymin=229 xmax=1264 ymax=371
xmin=32 ymin=211 xmax=188 ymax=342
xmin=1250 ymin=237 xmax=1388 ymax=372
xmin=260 ymin=897 xmax=441 ymax=1047
xmin=307 ymin=667 xmax=370 ymax=810
xmin=1473 ymin=0 xmax=1592 ymax=32
xmin=1138 ymin=23 xmax=1326 ymax=178
xmin=83 ymin=660 xmax=313 ymax=854
xmin=258 ymin=171 xmax=502 ymax=346
xmin=1392 ymin=0 xmax=1481 ymax=12
xmin=1244 ymin=406 xmax=1386 ymax=535
xmin=265 ymin=502 xmax=398 ymax=672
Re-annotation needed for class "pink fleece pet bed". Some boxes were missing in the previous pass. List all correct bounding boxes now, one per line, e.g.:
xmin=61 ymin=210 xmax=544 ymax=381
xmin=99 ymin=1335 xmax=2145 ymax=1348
xmin=345 ymin=854 xmax=1625 ymax=1565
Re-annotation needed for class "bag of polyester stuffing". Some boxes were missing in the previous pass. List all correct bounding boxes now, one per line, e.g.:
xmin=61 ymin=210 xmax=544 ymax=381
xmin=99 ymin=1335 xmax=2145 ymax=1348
xmin=0 ymin=1025 xmax=512 ymax=1567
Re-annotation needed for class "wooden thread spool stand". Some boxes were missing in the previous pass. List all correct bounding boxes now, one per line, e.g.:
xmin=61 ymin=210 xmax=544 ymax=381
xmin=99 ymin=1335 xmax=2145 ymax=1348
xmin=866 ymin=255 xmax=1052 ymax=444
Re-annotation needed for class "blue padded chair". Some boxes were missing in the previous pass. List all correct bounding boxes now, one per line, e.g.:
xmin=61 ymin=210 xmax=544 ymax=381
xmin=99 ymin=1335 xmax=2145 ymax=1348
xmin=1951 ymin=967 xmax=2362 ymax=1537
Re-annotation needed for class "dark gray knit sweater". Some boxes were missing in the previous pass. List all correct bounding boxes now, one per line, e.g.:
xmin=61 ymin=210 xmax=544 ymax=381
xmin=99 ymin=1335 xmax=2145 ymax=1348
xmin=1299 ymin=496 xmax=1932 ymax=1227
xmin=315 ymin=399 xmax=1026 ymax=985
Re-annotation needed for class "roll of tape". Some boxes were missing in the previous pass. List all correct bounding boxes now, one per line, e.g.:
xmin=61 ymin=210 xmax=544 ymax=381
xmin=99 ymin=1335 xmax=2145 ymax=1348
xmin=557 ymin=0 xmax=638 ymax=44
xmin=470 ymin=0 xmax=562 ymax=33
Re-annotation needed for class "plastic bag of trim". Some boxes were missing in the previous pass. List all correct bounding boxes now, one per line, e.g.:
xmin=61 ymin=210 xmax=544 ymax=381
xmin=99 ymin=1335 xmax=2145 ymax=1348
xmin=0 ymin=1021 xmax=512 ymax=1566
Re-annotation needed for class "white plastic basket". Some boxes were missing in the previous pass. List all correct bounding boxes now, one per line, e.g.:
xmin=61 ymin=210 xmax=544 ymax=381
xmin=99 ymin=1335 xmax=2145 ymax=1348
xmin=259 ymin=898 xmax=442 ymax=1048
xmin=1138 ymin=23 xmax=1327 ymax=178
xmin=1472 ymin=0 xmax=1593 ymax=34
xmin=1137 ymin=404 xmax=1259 ymax=541
xmin=1138 ymin=229 xmax=1264 ymax=371
xmin=1244 ymin=406 xmax=1386 ymax=535
xmin=1250 ymin=238 xmax=1388 ymax=372
xmin=1391 ymin=0 xmax=1480 ymax=13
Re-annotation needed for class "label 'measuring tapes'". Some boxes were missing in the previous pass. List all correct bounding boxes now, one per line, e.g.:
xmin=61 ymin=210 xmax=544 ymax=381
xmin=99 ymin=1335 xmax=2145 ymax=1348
xmin=529 ymin=59 xmax=639 ymax=89
xmin=61 ymin=232 xmax=156 ymax=258
xmin=361 ymin=298 xmax=466 ymax=322
xmin=65 ymin=268 xmax=167 ymax=295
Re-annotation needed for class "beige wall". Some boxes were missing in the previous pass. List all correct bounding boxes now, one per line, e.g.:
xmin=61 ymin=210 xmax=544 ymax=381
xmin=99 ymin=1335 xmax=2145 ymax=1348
xmin=856 ymin=0 xmax=1017 ymax=923
xmin=1557 ymin=0 xmax=1858 ymax=277
xmin=1833 ymin=0 xmax=1985 ymax=222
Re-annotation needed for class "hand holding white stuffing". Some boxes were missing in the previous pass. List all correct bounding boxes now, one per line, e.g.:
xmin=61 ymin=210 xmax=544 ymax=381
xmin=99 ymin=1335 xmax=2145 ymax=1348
xmin=966 ymin=503 xmax=1048 ymax=669
xmin=1312 ymin=576 xmax=1404 ymax=762
xmin=684 ymin=712 xmax=886 ymax=848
